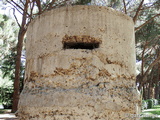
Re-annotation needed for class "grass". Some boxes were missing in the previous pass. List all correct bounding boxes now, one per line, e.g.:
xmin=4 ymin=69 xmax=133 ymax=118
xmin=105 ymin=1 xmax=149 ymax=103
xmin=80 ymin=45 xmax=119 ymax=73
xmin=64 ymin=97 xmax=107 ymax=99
xmin=0 ymin=109 xmax=6 ymax=114
xmin=141 ymin=117 xmax=160 ymax=120
xmin=0 ymin=109 xmax=11 ymax=114
xmin=140 ymin=105 xmax=160 ymax=120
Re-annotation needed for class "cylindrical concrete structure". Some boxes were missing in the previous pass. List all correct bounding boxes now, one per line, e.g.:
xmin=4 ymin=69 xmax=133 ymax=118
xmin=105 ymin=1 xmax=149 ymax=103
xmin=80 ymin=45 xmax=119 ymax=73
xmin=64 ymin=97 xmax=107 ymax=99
xmin=18 ymin=6 xmax=140 ymax=120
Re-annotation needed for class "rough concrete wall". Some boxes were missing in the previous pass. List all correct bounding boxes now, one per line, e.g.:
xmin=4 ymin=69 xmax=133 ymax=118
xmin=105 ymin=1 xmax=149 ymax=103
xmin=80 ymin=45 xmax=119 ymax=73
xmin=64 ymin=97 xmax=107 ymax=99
xmin=18 ymin=5 xmax=141 ymax=120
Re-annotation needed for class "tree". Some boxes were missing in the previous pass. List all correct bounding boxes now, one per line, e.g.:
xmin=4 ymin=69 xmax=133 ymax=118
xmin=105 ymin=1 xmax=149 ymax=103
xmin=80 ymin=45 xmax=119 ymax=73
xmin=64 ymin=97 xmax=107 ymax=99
xmin=2 ymin=0 xmax=160 ymax=112
xmin=3 ymin=0 xmax=92 ymax=113
xmin=135 ymin=12 xmax=160 ymax=98
xmin=115 ymin=0 xmax=160 ymax=97
xmin=0 ymin=14 xmax=19 ymax=108
xmin=0 ymin=14 xmax=18 ymax=60
xmin=0 ymin=14 xmax=18 ymax=79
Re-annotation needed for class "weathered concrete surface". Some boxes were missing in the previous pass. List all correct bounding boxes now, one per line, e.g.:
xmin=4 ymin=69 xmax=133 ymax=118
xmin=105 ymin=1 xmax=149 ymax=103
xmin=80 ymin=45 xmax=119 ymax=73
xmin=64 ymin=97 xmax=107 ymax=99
xmin=18 ymin=5 xmax=141 ymax=120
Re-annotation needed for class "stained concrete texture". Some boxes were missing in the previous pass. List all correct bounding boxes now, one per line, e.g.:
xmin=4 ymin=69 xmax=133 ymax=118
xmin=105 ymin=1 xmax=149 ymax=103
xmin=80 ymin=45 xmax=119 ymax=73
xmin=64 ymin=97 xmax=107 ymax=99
xmin=18 ymin=5 xmax=141 ymax=120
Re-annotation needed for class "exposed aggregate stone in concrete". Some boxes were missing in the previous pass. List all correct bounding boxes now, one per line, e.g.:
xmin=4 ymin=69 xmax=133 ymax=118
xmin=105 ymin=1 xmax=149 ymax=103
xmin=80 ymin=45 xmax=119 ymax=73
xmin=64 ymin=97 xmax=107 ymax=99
xmin=18 ymin=5 xmax=141 ymax=120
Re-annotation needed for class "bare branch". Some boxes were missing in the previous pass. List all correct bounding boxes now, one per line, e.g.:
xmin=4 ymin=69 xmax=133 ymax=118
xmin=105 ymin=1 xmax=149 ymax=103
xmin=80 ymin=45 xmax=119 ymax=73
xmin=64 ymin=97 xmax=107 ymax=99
xmin=123 ymin=0 xmax=127 ymax=14
xmin=11 ymin=8 xmax=21 ymax=27
xmin=126 ymin=1 xmax=130 ymax=7
xmin=35 ymin=0 xmax=42 ymax=14
xmin=133 ymin=0 xmax=144 ymax=23
xmin=135 ymin=14 xmax=160 ymax=31
xmin=30 ymin=1 xmax=35 ymax=19
xmin=141 ymin=1 xmax=160 ymax=10
xmin=141 ymin=41 xmax=148 ymax=76
xmin=7 ymin=0 xmax=31 ymax=18
xmin=48 ymin=0 xmax=56 ymax=10
xmin=21 ymin=0 xmax=29 ymax=27
xmin=8 ymin=0 xmax=24 ymax=12
xmin=142 ymin=56 xmax=160 ymax=85
xmin=7 ymin=1 xmax=23 ymax=15
xmin=141 ymin=4 xmax=156 ymax=10
xmin=19 ymin=0 xmax=25 ymax=6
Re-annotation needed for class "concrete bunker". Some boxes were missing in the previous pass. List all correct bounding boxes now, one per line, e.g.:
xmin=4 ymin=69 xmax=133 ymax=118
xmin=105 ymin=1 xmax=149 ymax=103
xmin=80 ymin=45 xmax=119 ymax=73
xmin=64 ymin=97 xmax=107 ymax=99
xmin=18 ymin=5 xmax=141 ymax=120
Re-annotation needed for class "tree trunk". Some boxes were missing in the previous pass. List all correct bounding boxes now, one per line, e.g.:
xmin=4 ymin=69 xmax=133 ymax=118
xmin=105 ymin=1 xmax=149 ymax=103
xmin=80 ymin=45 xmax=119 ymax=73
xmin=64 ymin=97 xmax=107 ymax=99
xmin=148 ymin=69 xmax=155 ymax=99
xmin=143 ymin=84 xmax=147 ymax=100
xmin=11 ymin=0 xmax=29 ymax=113
xmin=136 ymin=75 xmax=142 ymax=91
xmin=11 ymin=30 xmax=26 ymax=113
xmin=147 ymin=82 xmax=151 ymax=99
xmin=155 ymin=77 xmax=159 ymax=99
xmin=155 ymin=49 xmax=160 ymax=99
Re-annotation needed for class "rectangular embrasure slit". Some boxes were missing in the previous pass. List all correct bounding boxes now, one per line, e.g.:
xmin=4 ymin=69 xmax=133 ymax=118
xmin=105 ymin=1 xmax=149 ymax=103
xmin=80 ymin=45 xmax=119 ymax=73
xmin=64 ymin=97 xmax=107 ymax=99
xmin=63 ymin=42 xmax=100 ymax=50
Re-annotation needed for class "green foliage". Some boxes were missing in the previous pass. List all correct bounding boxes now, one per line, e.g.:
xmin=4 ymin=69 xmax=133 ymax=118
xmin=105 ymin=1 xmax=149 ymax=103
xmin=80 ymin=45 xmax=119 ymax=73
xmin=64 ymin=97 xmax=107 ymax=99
xmin=0 ymin=87 xmax=13 ymax=109
xmin=141 ymin=105 xmax=160 ymax=120
xmin=0 ymin=14 xmax=19 ymax=109
xmin=0 ymin=76 xmax=13 ymax=109
xmin=142 ymin=100 xmax=148 ymax=110
xmin=141 ymin=117 xmax=160 ymax=120
xmin=0 ymin=109 xmax=8 ymax=114
xmin=0 ymin=14 xmax=18 ymax=79
xmin=136 ymin=18 xmax=160 ymax=57
xmin=0 ymin=0 xmax=159 ymax=111
xmin=147 ymin=99 xmax=154 ymax=109
xmin=1 ymin=48 xmax=17 ymax=79
xmin=135 ymin=10 xmax=160 ymax=96
xmin=0 ymin=14 xmax=18 ymax=61
xmin=142 ymin=99 xmax=159 ymax=110
xmin=0 ymin=14 xmax=19 ymax=83
xmin=152 ymin=99 xmax=159 ymax=106
xmin=74 ymin=0 xmax=92 ymax=5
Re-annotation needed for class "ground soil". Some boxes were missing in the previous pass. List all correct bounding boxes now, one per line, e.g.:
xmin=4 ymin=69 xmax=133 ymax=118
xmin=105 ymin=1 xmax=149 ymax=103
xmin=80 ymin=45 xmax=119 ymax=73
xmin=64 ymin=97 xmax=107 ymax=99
xmin=0 ymin=110 xmax=18 ymax=120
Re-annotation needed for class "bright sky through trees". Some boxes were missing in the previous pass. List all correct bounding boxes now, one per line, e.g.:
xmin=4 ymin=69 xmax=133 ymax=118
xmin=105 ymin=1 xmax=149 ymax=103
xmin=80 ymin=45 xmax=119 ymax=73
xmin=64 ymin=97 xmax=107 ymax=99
xmin=0 ymin=1 xmax=22 ymax=23
xmin=0 ymin=0 xmax=151 ymax=25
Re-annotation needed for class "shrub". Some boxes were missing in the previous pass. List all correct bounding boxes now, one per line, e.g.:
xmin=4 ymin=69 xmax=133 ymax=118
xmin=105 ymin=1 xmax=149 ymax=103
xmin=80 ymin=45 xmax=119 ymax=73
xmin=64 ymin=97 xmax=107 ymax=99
xmin=152 ymin=99 xmax=159 ymax=106
xmin=146 ymin=99 xmax=154 ymax=109
xmin=142 ymin=100 xmax=148 ymax=110
xmin=0 ymin=78 xmax=13 ymax=109
xmin=0 ymin=86 xmax=13 ymax=109
xmin=142 ymin=99 xmax=160 ymax=110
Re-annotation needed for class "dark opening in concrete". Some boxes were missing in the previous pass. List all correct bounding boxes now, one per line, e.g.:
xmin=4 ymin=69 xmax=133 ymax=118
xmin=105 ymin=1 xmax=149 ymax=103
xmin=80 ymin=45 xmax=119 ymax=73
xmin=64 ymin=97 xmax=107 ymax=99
xmin=63 ymin=42 xmax=99 ymax=50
